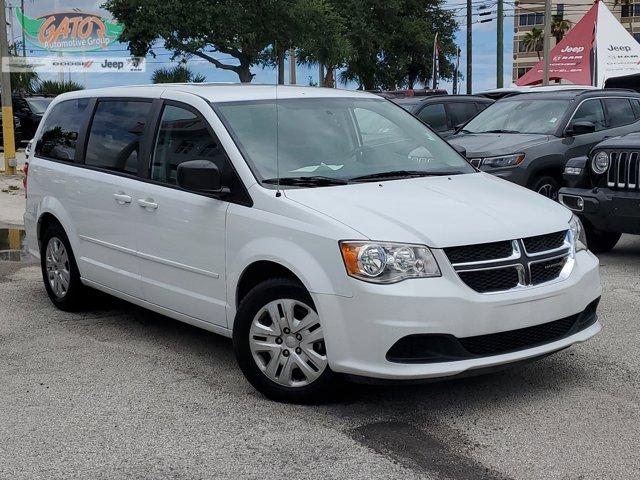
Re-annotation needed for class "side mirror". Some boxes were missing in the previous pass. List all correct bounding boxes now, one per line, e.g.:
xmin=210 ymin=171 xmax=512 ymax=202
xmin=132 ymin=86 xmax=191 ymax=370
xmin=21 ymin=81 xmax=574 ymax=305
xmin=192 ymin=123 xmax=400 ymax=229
xmin=452 ymin=144 xmax=467 ymax=158
xmin=566 ymin=121 xmax=596 ymax=136
xmin=177 ymin=160 xmax=226 ymax=194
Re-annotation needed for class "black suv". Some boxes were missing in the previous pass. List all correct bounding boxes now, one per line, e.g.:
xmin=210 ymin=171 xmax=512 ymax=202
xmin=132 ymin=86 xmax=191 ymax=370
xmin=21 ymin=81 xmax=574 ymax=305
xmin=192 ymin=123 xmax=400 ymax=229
xmin=448 ymin=90 xmax=640 ymax=199
xmin=559 ymin=134 xmax=640 ymax=252
xmin=391 ymin=95 xmax=493 ymax=138
xmin=11 ymin=95 xmax=53 ymax=142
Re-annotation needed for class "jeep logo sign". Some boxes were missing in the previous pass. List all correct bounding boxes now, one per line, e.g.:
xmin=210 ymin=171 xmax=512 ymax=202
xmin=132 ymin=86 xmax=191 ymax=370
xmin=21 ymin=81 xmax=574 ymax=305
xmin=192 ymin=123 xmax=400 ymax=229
xmin=561 ymin=46 xmax=585 ymax=54
xmin=607 ymin=45 xmax=632 ymax=52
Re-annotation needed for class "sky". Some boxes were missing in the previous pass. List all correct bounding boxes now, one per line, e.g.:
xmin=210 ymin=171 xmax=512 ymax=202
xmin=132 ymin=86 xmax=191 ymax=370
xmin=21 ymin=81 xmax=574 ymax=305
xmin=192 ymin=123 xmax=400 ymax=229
xmin=5 ymin=0 xmax=515 ymax=94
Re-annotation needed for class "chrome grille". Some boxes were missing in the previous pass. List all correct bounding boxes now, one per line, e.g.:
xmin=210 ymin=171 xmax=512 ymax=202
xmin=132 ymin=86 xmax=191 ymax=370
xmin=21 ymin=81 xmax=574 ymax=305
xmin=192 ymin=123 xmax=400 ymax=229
xmin=445 ymin=231 xmax=573 ymax=294
xmin=607 ymin=151 xmax=640 ymax=190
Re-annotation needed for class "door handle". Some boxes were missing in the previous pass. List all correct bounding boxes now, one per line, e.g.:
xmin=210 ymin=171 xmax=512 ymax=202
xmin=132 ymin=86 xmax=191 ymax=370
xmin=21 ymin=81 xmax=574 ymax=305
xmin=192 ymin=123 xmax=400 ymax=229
xmin=137 ymin=198 xmax=158 ymax=210
xmin=113 ymin=193 xmax=132 ymax=204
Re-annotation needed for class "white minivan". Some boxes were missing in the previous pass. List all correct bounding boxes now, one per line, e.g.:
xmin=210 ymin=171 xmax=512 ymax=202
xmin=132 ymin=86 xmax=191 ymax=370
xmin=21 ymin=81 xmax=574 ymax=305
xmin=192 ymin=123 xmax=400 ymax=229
xmin=24 ymin=84 xmax=602 ymax=402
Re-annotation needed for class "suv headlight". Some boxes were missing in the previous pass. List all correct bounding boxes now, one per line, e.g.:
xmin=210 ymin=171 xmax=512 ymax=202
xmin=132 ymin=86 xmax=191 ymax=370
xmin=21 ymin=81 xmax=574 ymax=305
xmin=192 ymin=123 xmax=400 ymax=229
xmin=480 ymin=153 xmax=525 ymax=168
xmin=592 ymin=151 xmax=609 ymax=174
xmin=339 ymin=241 xmax=441 ymax=284
xmin=569 ymin=215 xmax=587 ymax=252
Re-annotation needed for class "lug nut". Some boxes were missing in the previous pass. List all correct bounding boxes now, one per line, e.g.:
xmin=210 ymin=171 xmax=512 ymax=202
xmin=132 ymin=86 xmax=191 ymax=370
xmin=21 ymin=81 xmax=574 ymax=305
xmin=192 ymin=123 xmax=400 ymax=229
xmin=283 ymin=349 xmax=290 ymax=357
xmin=283 ymin=327 xmax=291 ymax=334
xmin=275 ymin=337 xmax=283 ymax=344
xmin=296 ymin=333 xmax=302 ymax=341
xmin=295 ymin=347 xmax=302 ymax=354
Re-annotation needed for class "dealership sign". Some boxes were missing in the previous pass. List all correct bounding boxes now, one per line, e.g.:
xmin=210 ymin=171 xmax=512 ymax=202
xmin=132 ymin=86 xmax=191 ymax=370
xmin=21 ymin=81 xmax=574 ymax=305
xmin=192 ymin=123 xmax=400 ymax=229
xmin=16 ymin=6 xmax=124 ymax=52
xmin=516 ymin=1 xmax=640 ymax=87
xmin=2 ymin=56 xmax=146 ymax=73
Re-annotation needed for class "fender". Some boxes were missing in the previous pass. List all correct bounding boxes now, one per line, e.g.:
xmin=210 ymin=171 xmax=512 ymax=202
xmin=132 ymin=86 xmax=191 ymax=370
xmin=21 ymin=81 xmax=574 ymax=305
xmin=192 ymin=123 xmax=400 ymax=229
xmin=36 ymin=196 xmax=82 ymax=261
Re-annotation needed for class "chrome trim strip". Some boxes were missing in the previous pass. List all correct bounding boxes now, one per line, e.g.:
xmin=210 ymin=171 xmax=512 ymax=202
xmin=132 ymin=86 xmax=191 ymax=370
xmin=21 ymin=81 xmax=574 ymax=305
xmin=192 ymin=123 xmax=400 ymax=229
xmin=558 ymin=194 xmax=584 ymax=212
xmin=79 ymin=234 xmax=220 ymax=279
xmin=522 ymin=231 xmax=571 ymax=257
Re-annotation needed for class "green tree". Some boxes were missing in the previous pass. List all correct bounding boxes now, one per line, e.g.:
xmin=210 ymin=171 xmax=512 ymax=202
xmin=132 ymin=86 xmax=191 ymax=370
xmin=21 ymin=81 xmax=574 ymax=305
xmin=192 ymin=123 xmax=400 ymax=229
xmin=151 ymin=65 xmax=206 ymax=83
xmin=6 ymin=43 xmax=40 ymax=94
xmin=551 ymin=15 xmax=571 ymax=44
xmin=103 ymin=0 xmax=341 ymax=83
xmin=35 ymin=80 xmax=84 ymax=95
xmin=333 ymin=0 xmax=458 ymax=90
xmin=523 ymin=27 xmax=544 ymax=60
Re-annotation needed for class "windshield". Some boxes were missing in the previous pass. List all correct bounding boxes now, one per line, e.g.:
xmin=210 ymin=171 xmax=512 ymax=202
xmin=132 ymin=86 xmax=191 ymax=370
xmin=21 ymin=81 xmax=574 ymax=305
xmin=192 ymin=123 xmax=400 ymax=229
xmin=462 ymin=99 xmax=570 ymax=135
xmin=26 ymin=98 xmax=53 ymax=114
xmin=214 ymin=97 xmax=474 ymax=184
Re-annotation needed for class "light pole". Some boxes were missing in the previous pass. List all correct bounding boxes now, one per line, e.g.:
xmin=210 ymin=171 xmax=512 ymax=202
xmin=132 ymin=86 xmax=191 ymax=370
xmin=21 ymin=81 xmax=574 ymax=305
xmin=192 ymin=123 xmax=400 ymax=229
xmin=1 ymin=0 xmax=17 ymax=175
xmin=543 ymin=0 xmax=552 ymax=85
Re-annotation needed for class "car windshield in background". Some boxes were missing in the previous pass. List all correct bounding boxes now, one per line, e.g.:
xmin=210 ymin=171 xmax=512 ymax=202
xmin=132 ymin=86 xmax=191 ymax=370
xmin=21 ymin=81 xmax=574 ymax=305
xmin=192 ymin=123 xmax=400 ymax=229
xmin=214 ymin=97 xmax=474 ymax=184
xmin=462 ymin=99 xmax=570 ymax=135
xmin=25 ymin=98 xmax=53 ymax=114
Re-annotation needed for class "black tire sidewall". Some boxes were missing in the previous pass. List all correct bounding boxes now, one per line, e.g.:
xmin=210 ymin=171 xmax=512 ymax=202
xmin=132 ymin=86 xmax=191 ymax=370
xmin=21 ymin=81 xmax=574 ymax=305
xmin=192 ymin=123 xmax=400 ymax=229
xmin=585 ymin=225 xmax=621 ymax=253
xmin=40 ymin=223 xmax=85 ymax=311
xmin=531 ymin=176 xmax=560 ymax=199
xmin=232 ymin=278 xmax=337 ymax=403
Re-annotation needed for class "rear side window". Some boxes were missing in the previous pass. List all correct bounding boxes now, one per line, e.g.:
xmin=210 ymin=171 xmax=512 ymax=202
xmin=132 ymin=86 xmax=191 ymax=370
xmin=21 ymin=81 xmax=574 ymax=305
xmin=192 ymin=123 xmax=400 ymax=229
xmin=85 ymin=100 xmax=151 ymax=174
xmin=447 ymin=102 xmax=479 ymax=127
xmin=417 ymin=103 xmax=448 ymax=132
xmin=152 ymin=105 xmax=232 ymax=185
xmin=631 ymin=99 xmax=640 ymax=118
xmin=36 ymin=98 xmax=89 ymax=162
xmin=604 ymin=98 xmax=636 ymax=127
xmin=569 ymin=99 xmax=606 ymax=131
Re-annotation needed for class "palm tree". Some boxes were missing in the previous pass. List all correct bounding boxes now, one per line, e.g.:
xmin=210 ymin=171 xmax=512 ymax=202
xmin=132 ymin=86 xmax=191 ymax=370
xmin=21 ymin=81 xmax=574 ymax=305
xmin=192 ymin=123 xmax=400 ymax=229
xmin=522 ymin=27 xmax=544 ymax=60
xmin=551 ymin=15 xmax=572 ymax=44
xmin=151 ymin=65 xmax=206 ymax=84
xmin=35 ymin=80 xmax=84 ymax=95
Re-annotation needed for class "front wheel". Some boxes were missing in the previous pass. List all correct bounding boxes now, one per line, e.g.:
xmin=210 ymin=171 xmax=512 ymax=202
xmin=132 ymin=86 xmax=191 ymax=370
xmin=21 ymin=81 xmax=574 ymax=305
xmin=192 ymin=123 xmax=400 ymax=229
xmin=585 ymin=227 xmax=621 ymax=253
xmin=530 ymin=175 xmax=560 ymax=200
xmin=233 ymin=278 xmax=338 ymax=403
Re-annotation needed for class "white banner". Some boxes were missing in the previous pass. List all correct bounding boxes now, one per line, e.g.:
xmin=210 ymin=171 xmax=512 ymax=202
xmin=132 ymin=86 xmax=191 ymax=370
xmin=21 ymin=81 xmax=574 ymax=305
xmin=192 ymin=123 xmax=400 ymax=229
xmin=2 ymin=56 xmax=146 ymax=73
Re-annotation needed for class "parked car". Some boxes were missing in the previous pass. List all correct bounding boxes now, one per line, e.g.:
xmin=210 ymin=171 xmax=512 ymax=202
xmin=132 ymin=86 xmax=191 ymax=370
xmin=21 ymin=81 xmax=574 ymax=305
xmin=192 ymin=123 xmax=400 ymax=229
xmin=448 ymin=89 xmax=640 ymax=199
xmin=391 ymin=95 xmax=493 ymax=138
xmin=559 ymin=133 xmax=640 ymax=252
xmin=11 ymin=95 xmax=54 ymax=143
xmin=24 ymin=85 xmax=601 ymax=402
xmin=373 ymin=88 xmax=447 ymax=99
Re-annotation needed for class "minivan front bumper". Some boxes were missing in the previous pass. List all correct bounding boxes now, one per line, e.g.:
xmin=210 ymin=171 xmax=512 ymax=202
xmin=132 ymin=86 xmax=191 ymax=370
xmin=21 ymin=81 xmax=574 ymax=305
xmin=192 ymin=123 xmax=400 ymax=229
xmin=313 ymin=250 xmax=601 ymax=380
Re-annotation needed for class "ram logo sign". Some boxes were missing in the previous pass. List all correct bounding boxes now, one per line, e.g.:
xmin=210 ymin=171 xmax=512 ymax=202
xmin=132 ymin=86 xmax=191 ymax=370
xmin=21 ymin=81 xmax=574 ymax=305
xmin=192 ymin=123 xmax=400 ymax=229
xmin=15 ymin=7 xmax=123 ymax=52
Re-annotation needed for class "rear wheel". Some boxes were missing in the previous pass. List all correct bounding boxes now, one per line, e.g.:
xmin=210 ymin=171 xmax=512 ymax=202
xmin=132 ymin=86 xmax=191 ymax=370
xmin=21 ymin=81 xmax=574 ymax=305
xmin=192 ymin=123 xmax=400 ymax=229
xmin=40 ymin=223 xmax=86 ymax=311
xmin=530 ymin=175 xmax=560 ymax=200
xmin=233 ymin=278 xmax=337 ymax=403
xmin=585 ymin=227 xmax=621 ymax=253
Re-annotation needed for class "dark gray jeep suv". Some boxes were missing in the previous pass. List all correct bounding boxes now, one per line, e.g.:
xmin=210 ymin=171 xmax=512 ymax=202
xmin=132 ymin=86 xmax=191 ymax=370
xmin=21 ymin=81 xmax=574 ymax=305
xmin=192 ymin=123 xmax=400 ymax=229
xmin=448 ymin=90 xmax=640 ymax=199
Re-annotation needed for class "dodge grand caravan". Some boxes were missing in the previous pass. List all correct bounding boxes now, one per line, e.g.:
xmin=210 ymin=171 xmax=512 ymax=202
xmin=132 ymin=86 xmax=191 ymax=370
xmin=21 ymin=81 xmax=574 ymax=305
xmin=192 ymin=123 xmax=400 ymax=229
xmin=24 ymin=85 xmax=602 ymax=402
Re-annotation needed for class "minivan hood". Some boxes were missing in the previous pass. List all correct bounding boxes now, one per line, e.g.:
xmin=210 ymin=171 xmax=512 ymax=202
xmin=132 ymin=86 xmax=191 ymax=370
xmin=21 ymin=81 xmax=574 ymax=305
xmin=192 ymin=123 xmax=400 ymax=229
xmin=448 ymin=133 xmax=550 ymax=158
xmin=284 ymin=173 xmax=571 ymax=248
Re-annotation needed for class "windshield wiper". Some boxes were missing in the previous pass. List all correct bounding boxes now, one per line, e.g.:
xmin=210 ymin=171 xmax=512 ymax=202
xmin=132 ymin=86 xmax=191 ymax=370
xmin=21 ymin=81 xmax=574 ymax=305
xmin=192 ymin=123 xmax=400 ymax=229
xmin=349 ymin=170 xmax=462 ymax=182
xmin=481 ymin=129 xmax=521 ymax=134
xmin=261 ymin=176 xmax=349 ymax=186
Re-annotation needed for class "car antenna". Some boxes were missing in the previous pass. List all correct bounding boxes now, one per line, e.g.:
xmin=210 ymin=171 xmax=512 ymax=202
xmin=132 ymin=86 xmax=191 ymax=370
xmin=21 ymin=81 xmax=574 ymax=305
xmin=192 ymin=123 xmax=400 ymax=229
xmin=275 ymin=51 xmax=282 ymax=198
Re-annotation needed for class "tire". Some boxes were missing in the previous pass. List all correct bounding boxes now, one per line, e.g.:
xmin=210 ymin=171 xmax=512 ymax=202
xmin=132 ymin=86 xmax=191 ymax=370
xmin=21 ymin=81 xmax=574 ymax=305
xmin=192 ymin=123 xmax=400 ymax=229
xmin=233 ymin=277 xmax=338 ymax=403
xmin=585 ymin=227 xmax=621 ymax=254
xmin=530 ymin=175 xmax=560 ymax=200
xmin=40 ymin=222 xmax=86 ymax=311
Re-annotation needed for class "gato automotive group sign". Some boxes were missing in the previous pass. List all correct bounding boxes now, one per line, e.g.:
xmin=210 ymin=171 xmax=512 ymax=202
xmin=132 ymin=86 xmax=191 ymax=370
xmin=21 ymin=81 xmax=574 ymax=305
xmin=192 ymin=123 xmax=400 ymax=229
xmin=16 ymin=6 xmax=124 ymax=52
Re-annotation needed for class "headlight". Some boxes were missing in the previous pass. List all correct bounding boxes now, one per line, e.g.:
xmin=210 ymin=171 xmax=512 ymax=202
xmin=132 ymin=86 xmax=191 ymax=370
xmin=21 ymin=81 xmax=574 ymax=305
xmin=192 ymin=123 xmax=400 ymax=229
xmin=339 ymin=241 xmax=441 ymax=284
xmin=479 ymin=153 xmax=525 ymax=168
xmin=564 ymin=166 xmax=583 ymax=175
xmin=569 ymin=215 xmax=588 ymax=252
xmin=591 ymin=151 xmax=609 ymax=174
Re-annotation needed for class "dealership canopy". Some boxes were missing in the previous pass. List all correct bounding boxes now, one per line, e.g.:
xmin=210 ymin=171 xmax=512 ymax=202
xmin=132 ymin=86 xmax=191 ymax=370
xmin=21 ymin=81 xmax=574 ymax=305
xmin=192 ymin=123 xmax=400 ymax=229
xmin=516 ymin=0 xmax=640 ymax=87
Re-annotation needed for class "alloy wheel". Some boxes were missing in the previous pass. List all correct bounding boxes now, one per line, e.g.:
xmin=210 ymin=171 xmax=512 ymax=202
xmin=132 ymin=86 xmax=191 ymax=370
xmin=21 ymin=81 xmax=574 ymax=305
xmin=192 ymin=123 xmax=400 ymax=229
xmin=249 ymin=299 xmax=327 ymax=387
xmin=537 ymin=183 xmax=558 ymax=200
xmin=45 ymin=237 xmax=70 ymax=299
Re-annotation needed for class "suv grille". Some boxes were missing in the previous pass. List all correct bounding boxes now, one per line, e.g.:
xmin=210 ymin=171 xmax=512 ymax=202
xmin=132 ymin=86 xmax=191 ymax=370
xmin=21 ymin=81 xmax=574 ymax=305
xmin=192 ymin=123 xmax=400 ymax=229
xmin=445 ymin=231 xmax=571 ymax=294
xmin=607 ymin=151 xmax=640 ymax=190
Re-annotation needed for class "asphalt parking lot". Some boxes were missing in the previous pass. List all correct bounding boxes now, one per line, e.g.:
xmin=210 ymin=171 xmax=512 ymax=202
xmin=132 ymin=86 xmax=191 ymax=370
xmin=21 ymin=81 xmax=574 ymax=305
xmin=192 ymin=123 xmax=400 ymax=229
xmin=0 ymin=236 xmax=639 ymax=480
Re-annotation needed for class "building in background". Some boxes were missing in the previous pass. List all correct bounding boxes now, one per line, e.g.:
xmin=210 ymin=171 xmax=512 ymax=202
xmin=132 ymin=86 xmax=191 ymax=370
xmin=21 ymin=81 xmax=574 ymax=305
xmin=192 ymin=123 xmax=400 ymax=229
xmin=512 ymin=0 xmax=640 ymax=83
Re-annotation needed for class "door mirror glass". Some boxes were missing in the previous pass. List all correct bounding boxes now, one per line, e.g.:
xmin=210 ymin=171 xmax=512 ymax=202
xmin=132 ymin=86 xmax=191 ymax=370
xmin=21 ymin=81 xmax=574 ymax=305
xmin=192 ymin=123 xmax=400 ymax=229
xmin=177 ymin=160 xmax=224 ymax=193
xmin=567 ymin=121 xmax=596 ymax=136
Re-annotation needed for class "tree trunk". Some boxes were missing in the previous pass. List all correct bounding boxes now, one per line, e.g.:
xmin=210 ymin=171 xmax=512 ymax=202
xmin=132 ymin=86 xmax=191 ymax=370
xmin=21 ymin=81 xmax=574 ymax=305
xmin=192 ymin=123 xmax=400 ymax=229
xmin=237 ymin=65 xmax=254 ymax=83
xmin=323 ymin=67 xmax=335 ymax=88
xmin=277 ymin=49 xmax=285 ymax=85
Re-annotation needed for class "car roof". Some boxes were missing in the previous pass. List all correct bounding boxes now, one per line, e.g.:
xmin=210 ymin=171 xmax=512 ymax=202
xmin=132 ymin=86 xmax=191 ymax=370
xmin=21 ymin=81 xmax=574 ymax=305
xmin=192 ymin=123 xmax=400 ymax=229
xmin=497 ymin=89 xmax=640 ymax=101
xmin=393 ymin=94 xmax=493 ymax=107
xmin=52 ymin=83 xmax=382 ymax=103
